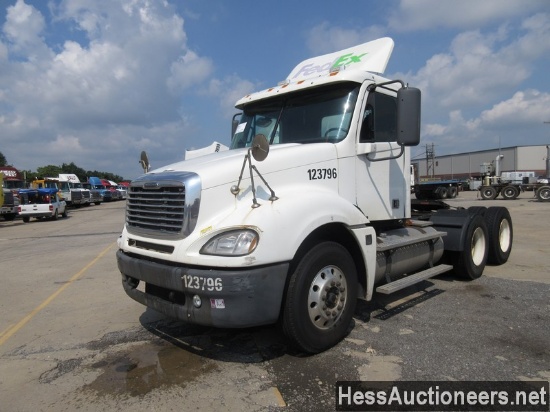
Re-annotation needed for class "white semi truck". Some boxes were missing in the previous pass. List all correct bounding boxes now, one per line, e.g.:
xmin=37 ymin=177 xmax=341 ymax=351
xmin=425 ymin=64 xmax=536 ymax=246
xmin=116 ymin=38 xmax=514 ymax=353
xmin=58 ymin=173 xmax=89 ymax=206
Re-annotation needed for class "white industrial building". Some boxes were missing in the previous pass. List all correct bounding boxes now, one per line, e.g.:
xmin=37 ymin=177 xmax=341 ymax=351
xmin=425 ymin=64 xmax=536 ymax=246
xmin=412 ymin=144 xmax=550 ymax=182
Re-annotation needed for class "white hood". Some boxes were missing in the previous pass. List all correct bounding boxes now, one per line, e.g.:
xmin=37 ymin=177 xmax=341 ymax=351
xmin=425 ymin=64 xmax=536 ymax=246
xmin=146 ymin=143 xmax=338 ymax=190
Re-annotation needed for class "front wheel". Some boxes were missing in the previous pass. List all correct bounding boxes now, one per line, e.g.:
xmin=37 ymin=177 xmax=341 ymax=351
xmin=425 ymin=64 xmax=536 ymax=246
xmin=283 ymin=242 xmax=357 ymax=354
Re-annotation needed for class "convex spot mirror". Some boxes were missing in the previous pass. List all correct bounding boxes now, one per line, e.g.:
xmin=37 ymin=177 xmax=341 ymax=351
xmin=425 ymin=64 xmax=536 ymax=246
xmin=251 ymin=134 xmax=269 ymax=162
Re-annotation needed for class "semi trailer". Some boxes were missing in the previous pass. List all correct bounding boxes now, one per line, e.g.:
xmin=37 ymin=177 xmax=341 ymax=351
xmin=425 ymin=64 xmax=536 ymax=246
xmin=116 ymin=38 xmax=514 ymax=353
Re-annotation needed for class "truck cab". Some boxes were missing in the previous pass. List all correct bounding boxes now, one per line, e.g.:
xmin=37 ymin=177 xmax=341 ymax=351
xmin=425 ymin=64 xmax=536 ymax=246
xmin=1 ymin=166 xmax=24 ymax=221
xmin=116 ymin=38 xmax=513 ymax=353
xmin=88 ymin=177 xmax=113 ymax=202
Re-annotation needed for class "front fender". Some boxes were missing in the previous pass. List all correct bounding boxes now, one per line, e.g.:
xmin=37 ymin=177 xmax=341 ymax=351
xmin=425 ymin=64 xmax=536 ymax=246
xmin=183 ymin=185 xmax=371 ymax=268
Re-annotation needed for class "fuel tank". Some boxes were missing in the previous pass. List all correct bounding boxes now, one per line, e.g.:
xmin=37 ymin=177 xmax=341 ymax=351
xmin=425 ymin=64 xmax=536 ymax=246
xmin=374 ymin=226 xmax=445 ymax=285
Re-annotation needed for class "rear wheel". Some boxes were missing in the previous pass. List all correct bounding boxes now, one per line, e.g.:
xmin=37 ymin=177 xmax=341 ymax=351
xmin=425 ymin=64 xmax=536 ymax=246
xmin=22 ymin=216 xmax=30 ymax=223
xmin=283 ymin=242 xmax=357 ymax=353
xmin=438 ymin=187 xmax=448 ymax=199
xmin=480 ymin=186 xmax=497 ymax=200
xmin=536 ymin=186 xmax=550 ymax=201
xmin=62 ymin=209 xmax=68 ymax=218
xmin=485 ymin=207 xmax=513 ymax=265
xmin=448 ymin=186 xmax=458 ymax=199
xmin=52 ymin=209 xmax=58 ymax=220
xmin=451 ymin=214 xmax=488 ymax=280
xmin=501 ymin=185 xmax=519 ymax=200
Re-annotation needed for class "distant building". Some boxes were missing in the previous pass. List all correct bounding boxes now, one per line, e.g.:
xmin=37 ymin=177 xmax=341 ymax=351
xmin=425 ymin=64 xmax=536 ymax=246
xmin=412 ymin=144 xmax=549 ymax=181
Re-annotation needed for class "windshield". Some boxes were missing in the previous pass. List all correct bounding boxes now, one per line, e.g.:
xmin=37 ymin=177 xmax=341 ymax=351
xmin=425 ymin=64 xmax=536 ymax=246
xmin=3 ymin=181 xmax=24 ymax=189
xmin=231 ymin=82 xmax=359 ymax=149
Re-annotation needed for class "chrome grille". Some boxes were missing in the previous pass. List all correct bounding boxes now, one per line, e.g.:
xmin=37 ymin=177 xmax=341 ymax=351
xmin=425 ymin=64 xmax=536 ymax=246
xmin=71 ymin=190 xmax=83 ymax=201
xmin=127 ymin=184 xmax=184 ymax=234
xmin=126 ymin=172 xmax=201 ymax=240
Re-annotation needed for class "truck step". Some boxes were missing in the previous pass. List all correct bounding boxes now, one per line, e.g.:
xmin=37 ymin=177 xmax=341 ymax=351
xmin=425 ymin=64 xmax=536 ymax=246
xmin=376 ymin=264 xmax=453 ymax=295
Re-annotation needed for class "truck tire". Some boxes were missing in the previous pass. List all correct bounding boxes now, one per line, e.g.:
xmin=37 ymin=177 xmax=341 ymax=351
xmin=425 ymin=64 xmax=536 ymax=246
xmin=3 ymin=213 xmax=16 ymax=221
xmin=480 ymin=186 xmax=497 ymax=200
xmin=485 ymin=207 xmax=512 ymax=265
xmin=448 ymin=186 xmax=458 ymax=199
xmin=438 ymin=187 xmax=448 ymax=199
xmin=283 ymin=242 xmax=357 ymax=353
xmin=52 ymin=209 xmax=58 ymax=220
xmin=22 ymin=216 xmax=30 ymax=223
xmin=536 ymin=186 xmax=550 ymax=201
xmin=467 ymin=206 xmax=487 ymax=216
xmin=450 ymin=214 xmax=488 ymax=280
xmin=501 ymin=185 xmax=519 ymax=200
xmin=62 ymin=209 xmax=68 ymax=218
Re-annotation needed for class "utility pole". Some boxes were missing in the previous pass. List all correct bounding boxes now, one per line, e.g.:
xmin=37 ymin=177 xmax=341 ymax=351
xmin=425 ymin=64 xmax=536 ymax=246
xmin=426 ymin=143 xmax=435 ymax=179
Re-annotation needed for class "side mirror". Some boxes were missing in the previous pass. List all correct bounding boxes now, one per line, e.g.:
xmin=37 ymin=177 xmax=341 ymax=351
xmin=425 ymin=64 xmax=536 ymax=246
xmin=396 ymin=87 xmax=421 ymax=147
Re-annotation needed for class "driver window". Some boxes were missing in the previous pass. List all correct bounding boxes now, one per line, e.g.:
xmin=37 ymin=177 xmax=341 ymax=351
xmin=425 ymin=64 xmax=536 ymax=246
xmin=359 ymin=92 xmax=397 ymax=143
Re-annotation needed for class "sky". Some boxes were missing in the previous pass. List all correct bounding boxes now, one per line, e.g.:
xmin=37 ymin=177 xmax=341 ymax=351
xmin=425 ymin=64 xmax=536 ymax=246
xmin=1 ymin=0 xmax=549 ymax=180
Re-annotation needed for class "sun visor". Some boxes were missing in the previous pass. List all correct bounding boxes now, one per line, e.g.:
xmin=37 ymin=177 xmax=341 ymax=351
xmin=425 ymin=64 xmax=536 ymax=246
xmin=287 ymin=37 xmax=394 ymax=82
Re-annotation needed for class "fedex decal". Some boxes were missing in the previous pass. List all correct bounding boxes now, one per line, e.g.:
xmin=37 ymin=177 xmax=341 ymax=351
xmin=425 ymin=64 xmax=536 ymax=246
xmin=286 ymin=37 xmax=394 ymax=82
xmin=292 ymin=52 xmax=368 ymax=79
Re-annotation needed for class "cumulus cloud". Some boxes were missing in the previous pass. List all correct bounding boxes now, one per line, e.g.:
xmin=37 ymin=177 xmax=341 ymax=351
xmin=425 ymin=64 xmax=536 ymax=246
xmin=305 ymin=21 xmax=387 ymax=55
xmin=396 ymin=12 xmax=550 ymax=133
xmin=424 ymin=90 xmax=550 ymax=152
xmin=389 ymin=0 xmax=550 ymax=31
xmin=205 ymin=74 xmax=258 ymax=117
xmin=0 ymin=0 xmax=219 ymax=178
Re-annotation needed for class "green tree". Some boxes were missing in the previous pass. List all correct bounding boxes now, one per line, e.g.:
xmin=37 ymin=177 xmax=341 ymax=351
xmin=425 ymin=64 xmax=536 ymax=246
xmin=61 ymin=162 xmax=87 ymax=181
xmin=0 ymin=151 xmax=7 ymax=166
xmin=36 ymin=165 xmax=62 ymax=178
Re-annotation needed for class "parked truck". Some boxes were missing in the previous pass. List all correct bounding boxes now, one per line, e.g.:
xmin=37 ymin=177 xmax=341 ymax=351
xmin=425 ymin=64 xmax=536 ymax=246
xmin=81 ymin=182 xmax=103 ymax=205
xmin=57 ymin=174 xmax=87 ymax=206
xmin=478 ymin=149 xmax=550 ymax=201
xmin=88 ymin=177 xmax=113 ymax=202
xmin=18 ymin=188 xmax=67 ymax=222
xmin=1 ymin=166 xmax=24 ymax=221
xmin=116 ymin=38 xmax=514 ymax=353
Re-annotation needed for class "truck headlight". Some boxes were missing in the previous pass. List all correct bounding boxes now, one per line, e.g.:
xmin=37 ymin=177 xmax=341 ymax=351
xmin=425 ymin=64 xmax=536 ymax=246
xmin=200 ymin=229 xmax=259 ymax=256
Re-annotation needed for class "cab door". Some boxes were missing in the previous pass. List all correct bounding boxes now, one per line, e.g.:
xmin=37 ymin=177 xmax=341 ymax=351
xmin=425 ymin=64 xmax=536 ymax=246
xmin=354 ymin=88 xmax=410 ymax=222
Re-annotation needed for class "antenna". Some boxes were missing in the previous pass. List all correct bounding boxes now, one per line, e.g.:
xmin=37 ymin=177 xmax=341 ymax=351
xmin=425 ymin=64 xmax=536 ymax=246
xmin=139 ymin=151 xmax=150 ymax=173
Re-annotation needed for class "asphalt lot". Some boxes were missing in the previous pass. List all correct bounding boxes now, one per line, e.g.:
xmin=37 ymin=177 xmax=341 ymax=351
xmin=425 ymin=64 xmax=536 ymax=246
xmin=0 ymin=191 xmax=548 ymax=411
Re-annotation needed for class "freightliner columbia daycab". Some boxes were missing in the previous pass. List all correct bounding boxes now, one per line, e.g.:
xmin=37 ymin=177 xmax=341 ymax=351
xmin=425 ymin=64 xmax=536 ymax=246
xmin=117 ymin=38 xmax=513 ymax=353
